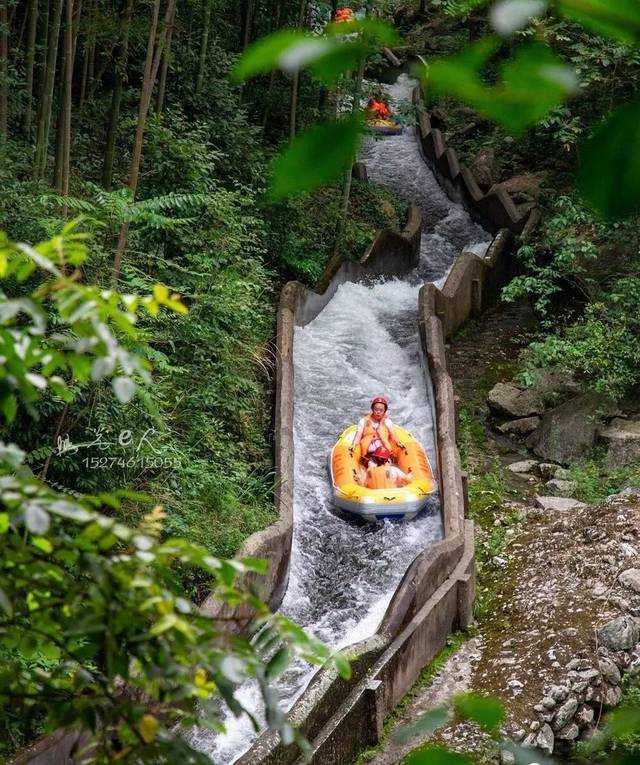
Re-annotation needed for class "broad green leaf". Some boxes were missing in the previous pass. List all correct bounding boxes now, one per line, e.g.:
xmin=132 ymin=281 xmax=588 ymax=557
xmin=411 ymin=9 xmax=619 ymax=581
xmin=308 ymin=43 xmax=365 ymax=85
xmin=270 ymin=117 xmax=363 ymax=200
xmin=558 ymin=0 xmax=640 ymax=43
xmin=424 ymin=39 xmax=576 ymax=133
xmin=138 ymin=714 xmax=159 ymax=744
xmin=578 ymin=101 xmax=640 ymax=220
xmin=113 ymin=375 xmax=136 ymax=403
xmin=333 ymin=652 xmax=351 ymax=680
xmin=405 ymin=745 xmax=473 ymax=765
xmin=150 ymin=613 xmax=178 ymax=635
xmin=240 ymin=557 xmax=269 ymax=575
xmin=1 ymin=394 xmax=17 ymax=423
xmin=0 ymin=513 xmax=9 ymax=533
xmin=233 ymin=30 xmax=333 ymax=81
xmin=0 ymin=587 xmax=13 ymax=617
xmin=395 ymin=706 xmax=450 ymax=742
xmin=32 ymin=536 xmax=54 ymax=554
xmin=490 ymin=0 xmax=547 ymax=35
xmin=453 ymin=693 xmax=505 ymax=733
xmin=265 ymin=647 xmax=289 ymax=681
xmin=25 ymin=503 xmax=50 ymax=534
xmin=327 ymin=18 xmax=400 ymax=46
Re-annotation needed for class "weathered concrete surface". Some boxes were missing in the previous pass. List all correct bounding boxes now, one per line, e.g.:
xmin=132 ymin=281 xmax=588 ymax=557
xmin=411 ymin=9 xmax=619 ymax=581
xmin=413 ymin=86 xmax=532 ymax=235
xmin=8 ymin=730 xmax=89 ymax=765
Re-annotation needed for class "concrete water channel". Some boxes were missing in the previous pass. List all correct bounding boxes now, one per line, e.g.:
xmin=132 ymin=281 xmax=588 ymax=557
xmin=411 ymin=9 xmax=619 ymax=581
xmin=189 ymin=75 xmax=491 ymax=764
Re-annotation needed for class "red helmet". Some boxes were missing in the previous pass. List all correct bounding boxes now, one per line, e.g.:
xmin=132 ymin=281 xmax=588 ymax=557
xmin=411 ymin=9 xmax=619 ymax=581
xmin=372 ymin=446 xmax=391 ymax=463
xmin=371 ymin=396 xmax=388 ymax=411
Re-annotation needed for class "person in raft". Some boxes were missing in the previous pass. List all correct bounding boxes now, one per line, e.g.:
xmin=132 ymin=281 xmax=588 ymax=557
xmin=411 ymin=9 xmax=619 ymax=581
xmin=364 ymin=446 xmax=412 ymax=490
xmin=350 ymin=396 xmax=406 ymax=468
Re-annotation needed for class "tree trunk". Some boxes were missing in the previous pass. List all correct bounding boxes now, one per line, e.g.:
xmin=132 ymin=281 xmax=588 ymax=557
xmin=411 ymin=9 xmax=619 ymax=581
xmin=289 ymin=0 xmax=307 ymax=141
xmin=260 ymin=0 xmax=282 ymax=139
xmin=53 ymin=77 xmax=64 ymax=188
xmin=332 ymin=40 xmax=366 ymax=257
xmin=156 ymin=1 xmax=176 ymax=115
xmin=23 ymin=0 xmax=38 ymax=136
xmin=0 ymin=1 xmax=9 ymax=137
xmin=112 ymin=0 xmax=176 ymax=282
xmin=242 ymin=0 xmax=254 ymax=50
xmin=61 ymin=0 xmax=74 ymax=202
xmin=102 ymin=0 xmax=134 ymax=189
xmin=195 ymin=0 xmax=211 ymax=95
xmin=34 ymin=0 xmax=63 ymax=177
xmin=318 ymin=0 xmax=338 ymax=118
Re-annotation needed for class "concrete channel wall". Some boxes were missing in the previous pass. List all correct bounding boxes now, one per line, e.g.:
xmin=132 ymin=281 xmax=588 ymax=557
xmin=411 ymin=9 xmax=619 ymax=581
xmin=412 ymin=86 xmax=531 ymax=236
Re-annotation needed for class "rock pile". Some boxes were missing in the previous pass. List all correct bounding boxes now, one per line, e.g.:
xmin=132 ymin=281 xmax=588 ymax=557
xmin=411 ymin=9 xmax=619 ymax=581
xmin=524 ymin=629 xmax=640 ymax=755
xmin=487 ymin=372 xmax=640 ymax=466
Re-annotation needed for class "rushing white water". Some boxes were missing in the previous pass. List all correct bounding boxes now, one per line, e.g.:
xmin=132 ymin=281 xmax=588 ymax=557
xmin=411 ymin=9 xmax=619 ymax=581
xmin=188 ymin=75 xmax=490 ymax=763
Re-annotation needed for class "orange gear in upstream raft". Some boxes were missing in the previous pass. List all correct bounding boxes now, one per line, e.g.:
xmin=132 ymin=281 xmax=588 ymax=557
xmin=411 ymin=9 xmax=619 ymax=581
xmin=367 ymin=99 xmax=391 ymax=121
xmin=335 ymin=7 xmax=354 ymax=22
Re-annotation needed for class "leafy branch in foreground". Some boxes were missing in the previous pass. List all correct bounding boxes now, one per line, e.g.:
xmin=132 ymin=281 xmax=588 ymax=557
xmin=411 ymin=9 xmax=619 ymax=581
xmin=0 ymin=451 xmax=344 ymax=763
xmin=0 ymin=225 xmax=349 ymax=761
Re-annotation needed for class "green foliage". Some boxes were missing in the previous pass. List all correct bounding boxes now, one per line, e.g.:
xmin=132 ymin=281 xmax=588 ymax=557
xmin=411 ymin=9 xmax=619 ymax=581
xmin=525 ymin=276 xmax=640 ymax=399
xmin=270 ymin=117 xmax=364 ymax=200
xmin=562 ymin=451 xmax=640 ymax=504
xmin=557 ymin=0 xmax=640 ymax=44
xmin=422 ymin=38 xmax=576 ymax=133
xmin=502 ymin=195 xmax=601 ymax=316
xmin=0 ymin=227 xmax=349 ymax=760
xmin=579 ymin=101 xmax=640 ymax=220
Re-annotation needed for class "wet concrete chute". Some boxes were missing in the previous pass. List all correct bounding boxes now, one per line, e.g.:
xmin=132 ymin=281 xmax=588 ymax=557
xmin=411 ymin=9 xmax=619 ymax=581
xmin=189 ymin=75 xmax=490 ymax=763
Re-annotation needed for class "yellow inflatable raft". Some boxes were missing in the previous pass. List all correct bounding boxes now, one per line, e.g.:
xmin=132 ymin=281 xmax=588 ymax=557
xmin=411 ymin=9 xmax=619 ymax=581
xmin=367 ymin=118 xmax=404 ymax=135
xmin=329 ymin=425 xmax=435 ymax=522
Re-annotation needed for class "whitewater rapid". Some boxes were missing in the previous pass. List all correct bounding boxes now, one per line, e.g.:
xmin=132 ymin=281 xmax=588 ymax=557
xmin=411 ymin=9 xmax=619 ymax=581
xmin=189 ymin=75 xmax=490 ymax=763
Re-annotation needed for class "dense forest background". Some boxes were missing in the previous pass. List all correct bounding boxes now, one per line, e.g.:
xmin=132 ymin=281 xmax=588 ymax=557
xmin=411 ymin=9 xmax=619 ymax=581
xmin=0 ymin=0 xmax=405 ymax=595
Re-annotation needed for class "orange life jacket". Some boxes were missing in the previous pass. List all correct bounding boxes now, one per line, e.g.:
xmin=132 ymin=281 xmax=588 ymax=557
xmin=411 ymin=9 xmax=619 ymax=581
xmin=336 ymin=7 xmax=353 ymax=22
xmin=366 ymin=465 xmax=398 ymax=490
xmin=360 ymin=416 xmax=393 ymax=456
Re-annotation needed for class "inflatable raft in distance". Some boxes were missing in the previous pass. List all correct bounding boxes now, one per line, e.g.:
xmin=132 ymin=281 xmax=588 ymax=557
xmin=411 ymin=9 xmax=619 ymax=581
xmin=367 ymin=118 xmax=404 ymax=135
xmin=329 ymin=424 xmax=435 ymax=522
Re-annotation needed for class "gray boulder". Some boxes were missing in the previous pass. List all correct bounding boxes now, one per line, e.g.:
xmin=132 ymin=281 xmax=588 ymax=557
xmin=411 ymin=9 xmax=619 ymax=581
xmin=531 ymin=393 xmax=604 ymax=464
xmin=556 ymin=722 xmax=580 ymax=741
xmin=535 ymin=723 xmax=555 ymax=754
xmin=598 ymin=656 xmax=621 ymax=685
xmin=544 ymin=478 xmax=577 ymax=497
xmin=597 ymin=616 xmax=640 ymax=651
xmin=594 ymin=683 xmax=623 ymax=709
xmin=487 ymin=383 xmax=544 ymax=419
xmin=575 ymin=705 xmax=594 ymax=728
xmin=619 ymin=568 xmax=640 ymax=594
xmin=535 ymin=496 xmax=587 ymax=512
xmin=498 ymin=416 xmax=541 ymax=436
xmin=600 ymin=418 xmax=640 ymax=468
xmin=507 ymin=459 xmax=538 ymax=474
xmin=553 ymin=697 xmax=578 ymax=730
